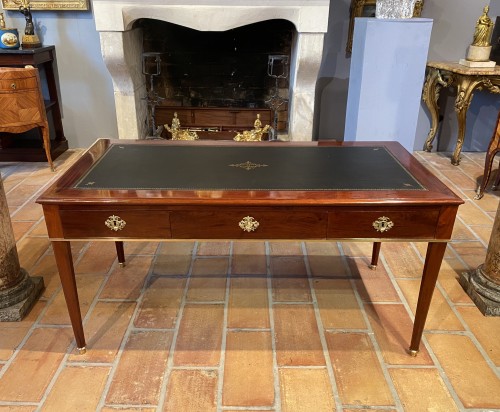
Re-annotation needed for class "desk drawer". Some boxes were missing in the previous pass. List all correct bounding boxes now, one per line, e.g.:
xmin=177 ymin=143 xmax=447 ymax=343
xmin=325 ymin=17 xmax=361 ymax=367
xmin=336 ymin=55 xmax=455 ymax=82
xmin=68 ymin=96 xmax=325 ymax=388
xmin=170 ymin=210 xmax=328 ymax=239
xmin=0 ymin=76 xmax=37 ymax=92
xmin=59 ymin=209 xmax=170 ymax=239
xmin=328 ymin=208 xmax=440 ymax=239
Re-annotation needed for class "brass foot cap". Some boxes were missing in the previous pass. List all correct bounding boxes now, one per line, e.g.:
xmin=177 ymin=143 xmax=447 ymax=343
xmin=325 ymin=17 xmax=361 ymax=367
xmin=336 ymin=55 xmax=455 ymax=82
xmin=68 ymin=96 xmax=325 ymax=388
xmin=119 ymin=262 xmax=126 ymax=268
xmin=369 ymin=264 xmax=377 ymax=270
xmin=77 ymin=346 xmax=87 ymax=355
xmin=408 ymin=348 xmax=419 ymax=357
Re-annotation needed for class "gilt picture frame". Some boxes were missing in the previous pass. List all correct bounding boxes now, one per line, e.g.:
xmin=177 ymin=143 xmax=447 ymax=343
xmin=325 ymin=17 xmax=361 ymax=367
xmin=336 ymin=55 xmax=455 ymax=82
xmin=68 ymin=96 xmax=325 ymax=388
xmin=1 ymin=0 xmax=89 ymax=11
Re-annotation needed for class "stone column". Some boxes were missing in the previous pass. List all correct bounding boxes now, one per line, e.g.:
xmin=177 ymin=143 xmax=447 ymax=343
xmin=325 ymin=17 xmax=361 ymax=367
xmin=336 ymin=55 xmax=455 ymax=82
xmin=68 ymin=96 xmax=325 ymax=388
xmin=460 ymin=201 xmax=500 ymax=316
xmin=0 ymin=176 xmax=44 ymax=321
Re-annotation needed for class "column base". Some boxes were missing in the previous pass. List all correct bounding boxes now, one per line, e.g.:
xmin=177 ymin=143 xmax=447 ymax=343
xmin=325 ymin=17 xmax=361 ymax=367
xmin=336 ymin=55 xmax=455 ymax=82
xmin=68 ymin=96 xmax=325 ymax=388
xmin=0 ymin=276 xmax=44 ymax=321
xmin=459 ymin=267 xmax=500 ymax=316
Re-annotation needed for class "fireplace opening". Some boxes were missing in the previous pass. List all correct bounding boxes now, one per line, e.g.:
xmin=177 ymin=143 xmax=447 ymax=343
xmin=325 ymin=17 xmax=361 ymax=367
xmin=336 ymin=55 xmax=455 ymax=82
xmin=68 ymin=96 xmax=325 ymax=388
xmin=135 ymin=18 xmax=295 ymax=140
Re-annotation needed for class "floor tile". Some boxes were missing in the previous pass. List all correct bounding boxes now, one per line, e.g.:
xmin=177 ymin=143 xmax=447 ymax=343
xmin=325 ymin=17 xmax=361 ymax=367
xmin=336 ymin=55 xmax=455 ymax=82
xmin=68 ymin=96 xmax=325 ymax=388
xmin=326 ymin=332 xmax=394 ymax=406
xmin=106 ymin=330 xmax=172 ymax=405
xmin=173 ymin=303 xmax=224 ymax=366
xmin=222 ymin=331 xmax=274 ymax=407
xmin=187 ymin=257 xmax=228 ymax=302
xmin=99 ymin=255 xmax=153 ymax=300
xmin=456 ymin=306 xmax=500 ymax=366
xmin=389 ymin=368 xmax=458 ymax=412
xmin=274 ymin=304 xmax=324 ymax=366
xmin=67 ymin=301 xmax=135 ymax=363
xmin=397 ymin=279 xmax=464 ymax=331
xmin=279 ymin=368 xmax=335 ymax=412
xmin=227 ymin=276 xmax=270 ymax=329
xmin=40 ymin=365 xmax=110 ymax=411
xmin=382 ymin=242 xmax=423 ymax=278
xmin=427 ymin=333 xmax=500 ymax=408
xmin=271 ymin=257 xmax=311 ymax=302
xmin=163 ymin=370 xmax=217 ymax=412
xmin=134 ymin=276 xmax=186 ymax=329
xmin=364 ymin=304 xmax=433 ymax=365
xmin=231 ymin=241 xmax=267 ymax=275
xmin=313 ymin=278 xmax=366 ymax=329
xmin=348 ymin=258 xmax=401 ymax=303
xmin=0 ymin=328 xmax=73 ymax=402
xmin=153 ymin=241 xmax=194 ymax=276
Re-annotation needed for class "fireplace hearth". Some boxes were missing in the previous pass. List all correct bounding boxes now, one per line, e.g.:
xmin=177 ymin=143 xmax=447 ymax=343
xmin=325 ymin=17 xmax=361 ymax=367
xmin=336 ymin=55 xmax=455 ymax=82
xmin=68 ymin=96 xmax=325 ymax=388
xmin=92 ymin=0 xmax=330 ymax=141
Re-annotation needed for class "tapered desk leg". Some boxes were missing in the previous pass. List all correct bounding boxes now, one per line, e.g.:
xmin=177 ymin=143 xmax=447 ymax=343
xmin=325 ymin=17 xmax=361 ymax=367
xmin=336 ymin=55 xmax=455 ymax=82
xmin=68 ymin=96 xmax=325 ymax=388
xmin=370 ymin=242 xmax=381 ymax=269
xmin=52 ymin=241 xmax=86 ymax=353
xmin=409 ymin=242 xmax=447 ymax=356
xmin=115 ymin=241 xmax=125 ymax=267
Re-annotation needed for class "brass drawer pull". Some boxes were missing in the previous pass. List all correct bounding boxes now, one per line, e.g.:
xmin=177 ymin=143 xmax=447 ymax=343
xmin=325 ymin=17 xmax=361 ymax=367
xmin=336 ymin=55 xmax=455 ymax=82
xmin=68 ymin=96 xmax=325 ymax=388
xmin=105 ymin=215 xmax=127 ymax=231
xmin=372 ymin=216 xmax=394 ymax=233
xmin=239 ymin=216 xmax=259 ymax=232
xmin=11 ymin=82 xmax=16 ymax=90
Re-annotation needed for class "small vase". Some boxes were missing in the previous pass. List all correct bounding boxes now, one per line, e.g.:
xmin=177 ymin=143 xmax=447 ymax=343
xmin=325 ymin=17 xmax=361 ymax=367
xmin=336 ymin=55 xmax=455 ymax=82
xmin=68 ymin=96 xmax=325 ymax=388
xmin=376 ymin=0 xmax=417 ymax=19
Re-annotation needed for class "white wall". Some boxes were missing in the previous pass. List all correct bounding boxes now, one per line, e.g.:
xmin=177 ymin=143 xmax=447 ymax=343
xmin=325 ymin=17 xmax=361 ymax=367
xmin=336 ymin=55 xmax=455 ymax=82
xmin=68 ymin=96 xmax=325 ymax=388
xmin=1 ymin=0 xmax=498 ymax=151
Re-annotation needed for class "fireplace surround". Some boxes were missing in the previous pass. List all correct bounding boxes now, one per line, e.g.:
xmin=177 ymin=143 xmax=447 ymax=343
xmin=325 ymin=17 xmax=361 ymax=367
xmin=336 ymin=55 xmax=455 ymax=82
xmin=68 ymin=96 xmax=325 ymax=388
xmin=92 ymin=0 xmax=330 ymax=141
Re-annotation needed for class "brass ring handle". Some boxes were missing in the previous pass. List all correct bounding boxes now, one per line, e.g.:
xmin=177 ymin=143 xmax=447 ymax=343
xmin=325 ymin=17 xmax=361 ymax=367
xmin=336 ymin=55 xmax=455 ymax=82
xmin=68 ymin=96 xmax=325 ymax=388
xmin=10 ymin=83 xmax=16 ymax=90
xmin=105 ymin=215 xmax=126 ymax=231
xmin=239 ymin=216 xmax=259 ymax=232
xmin=372 ymin=216 xmax=394 ymax=233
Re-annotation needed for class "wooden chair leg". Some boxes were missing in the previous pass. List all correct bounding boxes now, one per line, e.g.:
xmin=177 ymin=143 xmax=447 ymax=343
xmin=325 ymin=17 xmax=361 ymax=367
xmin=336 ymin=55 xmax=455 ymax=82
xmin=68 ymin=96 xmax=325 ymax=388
xmin=115 ymin=241 xmax=125 ymax=267
xmin=370 ymin=242 xmax=381 ymax=270
xmin=40 ymin=123 xmax=55 ymax=171
xmin=475 ymin=112 xmax=500 ymax=200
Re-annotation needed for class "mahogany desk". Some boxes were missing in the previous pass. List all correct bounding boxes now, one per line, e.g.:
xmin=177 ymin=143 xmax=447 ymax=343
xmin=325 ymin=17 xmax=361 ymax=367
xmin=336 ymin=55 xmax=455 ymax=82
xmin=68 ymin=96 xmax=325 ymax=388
xmin=37 ymin=139 xmax=463 ymax=356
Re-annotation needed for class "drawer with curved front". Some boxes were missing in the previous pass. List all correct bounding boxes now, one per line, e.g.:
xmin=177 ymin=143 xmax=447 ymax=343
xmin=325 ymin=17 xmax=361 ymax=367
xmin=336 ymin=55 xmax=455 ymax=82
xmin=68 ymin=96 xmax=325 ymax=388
xmin=59 ymin=209 xmax=170 ymax=239
xmin=327 ymin=207 xmax=441 ymax=239
xmin=170 ymin=209 xmax=328 ymax=239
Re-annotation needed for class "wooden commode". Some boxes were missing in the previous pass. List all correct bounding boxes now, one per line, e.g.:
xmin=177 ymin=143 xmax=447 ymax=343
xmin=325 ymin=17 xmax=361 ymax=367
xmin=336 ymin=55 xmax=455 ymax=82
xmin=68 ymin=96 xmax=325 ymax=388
xmin=0 ymin=66 xmax=53 ymax=170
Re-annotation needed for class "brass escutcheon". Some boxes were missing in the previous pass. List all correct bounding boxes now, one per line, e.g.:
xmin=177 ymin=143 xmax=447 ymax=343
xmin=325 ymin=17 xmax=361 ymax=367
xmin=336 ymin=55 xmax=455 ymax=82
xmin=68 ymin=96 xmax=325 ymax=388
xmin=239 ymin=216 xmax=259 ymax=232
xmin=10 ymin=83 xmax=16 ymax=90
xmin=372 ymin=216 xmax=394 ymax=233
xmin=105 ymin=215 xmax=126 ymax=231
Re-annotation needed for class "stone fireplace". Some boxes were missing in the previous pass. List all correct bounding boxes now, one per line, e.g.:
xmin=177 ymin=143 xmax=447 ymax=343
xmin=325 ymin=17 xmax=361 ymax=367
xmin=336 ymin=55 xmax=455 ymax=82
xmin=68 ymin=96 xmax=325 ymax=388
xmin=92 ymin=0 xmax=330 ymax=141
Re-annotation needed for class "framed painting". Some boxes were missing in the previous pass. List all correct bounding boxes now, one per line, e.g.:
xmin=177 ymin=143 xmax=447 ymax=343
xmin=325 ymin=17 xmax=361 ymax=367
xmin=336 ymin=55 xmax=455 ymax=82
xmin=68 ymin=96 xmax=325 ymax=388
xmin=1 ymin=0 xmax=89 ymax=10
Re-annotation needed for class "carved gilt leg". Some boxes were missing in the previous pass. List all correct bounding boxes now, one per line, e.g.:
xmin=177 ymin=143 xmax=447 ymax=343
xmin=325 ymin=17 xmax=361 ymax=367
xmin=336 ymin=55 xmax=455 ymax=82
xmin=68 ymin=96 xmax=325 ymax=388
xmin=452 ymin=76 xmax=481 ymax=166
xmin=422 ymin=69 xmax=443 ymax=152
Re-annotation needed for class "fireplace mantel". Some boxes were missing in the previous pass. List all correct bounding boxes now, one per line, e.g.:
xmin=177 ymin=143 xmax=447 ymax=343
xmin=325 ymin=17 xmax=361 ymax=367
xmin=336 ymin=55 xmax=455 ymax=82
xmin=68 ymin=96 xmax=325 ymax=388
xmin=91 ymin=0 xmax=330 ymax=140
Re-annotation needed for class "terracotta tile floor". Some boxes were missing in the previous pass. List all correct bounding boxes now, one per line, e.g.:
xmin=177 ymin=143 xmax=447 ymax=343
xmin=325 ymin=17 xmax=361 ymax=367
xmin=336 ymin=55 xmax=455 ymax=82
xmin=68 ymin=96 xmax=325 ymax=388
xmin=1 ymin=148 xmax=500 ymax=411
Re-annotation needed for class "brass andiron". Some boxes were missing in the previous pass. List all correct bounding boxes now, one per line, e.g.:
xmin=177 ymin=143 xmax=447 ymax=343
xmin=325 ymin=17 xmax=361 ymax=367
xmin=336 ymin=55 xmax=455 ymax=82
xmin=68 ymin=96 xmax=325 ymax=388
xmin=233 ymin=114 xmax=270 ymax=142
xmin=164 ymin=112 xmax=199 ymax=140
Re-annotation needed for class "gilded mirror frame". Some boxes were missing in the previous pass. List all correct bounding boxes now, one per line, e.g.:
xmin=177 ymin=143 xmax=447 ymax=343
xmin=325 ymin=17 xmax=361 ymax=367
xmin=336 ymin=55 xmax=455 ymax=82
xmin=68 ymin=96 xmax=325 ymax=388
xmin=346 ymin=0 xmax=424 ymax=54
xmin=1 ymin=0 xmax=89 ymax=10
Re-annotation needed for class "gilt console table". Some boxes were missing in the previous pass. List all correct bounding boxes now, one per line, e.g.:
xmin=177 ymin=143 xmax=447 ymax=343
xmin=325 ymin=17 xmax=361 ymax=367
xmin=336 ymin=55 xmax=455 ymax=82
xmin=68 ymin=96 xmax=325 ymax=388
xmin=36 ymin=139 xmax=463 ymax=356
xmin=422 ymin=61 xmax=500 ymax=165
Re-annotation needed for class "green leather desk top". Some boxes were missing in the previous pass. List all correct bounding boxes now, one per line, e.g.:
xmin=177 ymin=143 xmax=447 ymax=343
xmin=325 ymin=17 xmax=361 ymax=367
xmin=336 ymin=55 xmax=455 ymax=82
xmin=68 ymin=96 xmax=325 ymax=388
xmin=74 ymin=144 xmax=425 ymax=191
